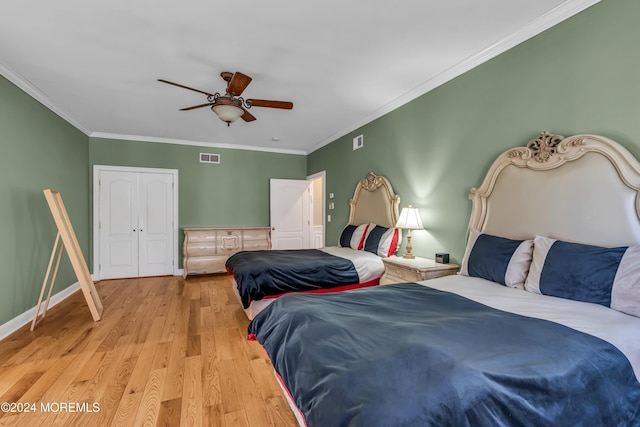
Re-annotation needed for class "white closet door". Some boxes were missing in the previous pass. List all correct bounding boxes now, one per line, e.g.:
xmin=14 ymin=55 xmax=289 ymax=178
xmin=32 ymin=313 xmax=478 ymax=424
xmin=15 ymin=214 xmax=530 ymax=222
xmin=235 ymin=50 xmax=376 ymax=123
xmin=96 ymin=167 xmax=176 ymax=279
xmin=138 ymin=172 xmax=174 ymax=276
xmin=98 ymin=170 xmax=139 ymax=279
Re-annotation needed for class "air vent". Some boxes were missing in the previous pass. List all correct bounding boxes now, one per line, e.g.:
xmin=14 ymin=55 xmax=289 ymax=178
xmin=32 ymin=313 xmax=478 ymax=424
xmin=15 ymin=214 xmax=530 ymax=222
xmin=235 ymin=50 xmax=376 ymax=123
xmin=200 ymin=153 xmax=220 ymax=164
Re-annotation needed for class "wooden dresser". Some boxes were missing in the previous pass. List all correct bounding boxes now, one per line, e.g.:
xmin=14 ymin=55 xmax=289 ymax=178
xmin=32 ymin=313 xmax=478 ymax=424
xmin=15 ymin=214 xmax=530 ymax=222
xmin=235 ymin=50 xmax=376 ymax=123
xmin=182 ymin=227 xmax=271 ymax=277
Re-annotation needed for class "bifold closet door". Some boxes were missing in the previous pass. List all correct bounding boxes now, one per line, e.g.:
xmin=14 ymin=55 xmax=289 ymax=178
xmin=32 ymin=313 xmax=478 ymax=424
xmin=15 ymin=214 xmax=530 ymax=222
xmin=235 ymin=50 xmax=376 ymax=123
xmin=98 ymin=170 xmax=174 ymax=279
xmin=137 ymin=172 xmax=174 ymax=277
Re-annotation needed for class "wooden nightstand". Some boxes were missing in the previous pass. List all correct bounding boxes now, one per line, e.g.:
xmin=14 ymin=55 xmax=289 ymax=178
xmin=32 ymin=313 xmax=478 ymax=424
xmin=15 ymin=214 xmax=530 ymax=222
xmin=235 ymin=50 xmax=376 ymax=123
xmin=380 ymin=255 xmax=459 ymax=285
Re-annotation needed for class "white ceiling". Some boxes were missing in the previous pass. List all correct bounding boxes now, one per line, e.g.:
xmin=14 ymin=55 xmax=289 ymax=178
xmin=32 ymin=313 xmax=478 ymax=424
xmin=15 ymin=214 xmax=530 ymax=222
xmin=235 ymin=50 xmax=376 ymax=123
xmin=0 ymin=0 xmax=598 ymax=155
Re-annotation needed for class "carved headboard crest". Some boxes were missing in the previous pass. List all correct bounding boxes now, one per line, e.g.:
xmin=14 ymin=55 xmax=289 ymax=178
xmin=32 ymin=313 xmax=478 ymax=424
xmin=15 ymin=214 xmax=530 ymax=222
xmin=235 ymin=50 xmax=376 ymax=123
xmin=507 ymin=131 xmax=589 ymax=165
xmin=359 ymin=172 xmax=389 ymax=191
xmin=523 ymin=131 xmax=565 ymax=162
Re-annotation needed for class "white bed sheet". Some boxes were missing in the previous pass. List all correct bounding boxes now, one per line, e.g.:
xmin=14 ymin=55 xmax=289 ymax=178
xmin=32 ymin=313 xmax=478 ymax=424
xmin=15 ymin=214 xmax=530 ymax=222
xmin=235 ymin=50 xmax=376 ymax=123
xmin=424 ymin=274 xmax=640 ymax=381
xmin=319 ymin=246 xmax=385 ymax=282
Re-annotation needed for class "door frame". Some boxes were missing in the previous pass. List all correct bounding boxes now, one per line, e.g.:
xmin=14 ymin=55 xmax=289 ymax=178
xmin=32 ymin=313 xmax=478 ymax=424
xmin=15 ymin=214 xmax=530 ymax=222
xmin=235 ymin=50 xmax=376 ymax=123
xmin=93 ymin=165 xmax=179 ymax=280
xmin=307 ymin=170 xmax=326 ymax=247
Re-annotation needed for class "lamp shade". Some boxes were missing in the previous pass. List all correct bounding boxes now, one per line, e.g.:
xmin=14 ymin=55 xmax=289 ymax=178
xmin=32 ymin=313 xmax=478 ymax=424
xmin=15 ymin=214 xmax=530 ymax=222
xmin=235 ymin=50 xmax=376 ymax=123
xmin=395 ymin=205 xmax=424 ymax=230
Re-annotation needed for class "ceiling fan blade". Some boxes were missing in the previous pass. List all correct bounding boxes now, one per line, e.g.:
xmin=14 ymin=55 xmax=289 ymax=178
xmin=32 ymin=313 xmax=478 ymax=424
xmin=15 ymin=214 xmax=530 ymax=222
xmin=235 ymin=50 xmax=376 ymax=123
xmin=179 ymin=103 xmax=213 ymax=111
xmin=227 ymin=72 xmax=252 ymax=96
xmin=241 ymin=108 xmax=256 ymax=122
xmin=158 ymin=79 xmax=215 ymax=97
xmin=247 ymin=99 xmax=293 ymax=109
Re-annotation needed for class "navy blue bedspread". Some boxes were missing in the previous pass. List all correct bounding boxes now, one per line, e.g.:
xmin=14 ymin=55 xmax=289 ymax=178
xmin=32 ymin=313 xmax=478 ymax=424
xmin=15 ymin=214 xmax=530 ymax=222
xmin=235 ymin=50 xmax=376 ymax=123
xmin=249 ymin=283 xmax=640 ymax=427
xmin=226 ymin=249 xmax=359 ymax=308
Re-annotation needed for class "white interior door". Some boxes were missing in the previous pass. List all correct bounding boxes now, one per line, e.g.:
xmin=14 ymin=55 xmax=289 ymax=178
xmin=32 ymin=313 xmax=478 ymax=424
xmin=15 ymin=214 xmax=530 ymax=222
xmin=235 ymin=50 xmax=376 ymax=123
xmin=96 ymin=167 xmax=177 ymax=279
xmin=98 ymin=170 xmax=139 ymax=279
xmin=270 ymin=179 xmax=311 ymax=249
xmin=138 ymin=173 xmax=174 ymax=277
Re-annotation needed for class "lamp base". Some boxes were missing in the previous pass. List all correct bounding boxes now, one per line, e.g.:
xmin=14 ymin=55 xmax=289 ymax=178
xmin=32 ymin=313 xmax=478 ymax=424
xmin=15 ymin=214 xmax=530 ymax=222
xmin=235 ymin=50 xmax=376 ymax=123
xmin=402 ymin=233 xmax=415 ymax=259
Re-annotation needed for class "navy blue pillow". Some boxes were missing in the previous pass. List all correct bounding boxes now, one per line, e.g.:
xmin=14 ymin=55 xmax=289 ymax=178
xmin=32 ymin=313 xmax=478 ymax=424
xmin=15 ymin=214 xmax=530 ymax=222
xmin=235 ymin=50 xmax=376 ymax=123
xmin=525 ymin=235 xmax=640 ymax=317
xmin=363 ymin=225 xmax=388 ymax=254
xmin=339 ymin=224 xmax=358 ymax=248
xmin=467 ymin=234 xmax=523 ymax=286
xmin=539 ymin=240 xmax=625 ymax=307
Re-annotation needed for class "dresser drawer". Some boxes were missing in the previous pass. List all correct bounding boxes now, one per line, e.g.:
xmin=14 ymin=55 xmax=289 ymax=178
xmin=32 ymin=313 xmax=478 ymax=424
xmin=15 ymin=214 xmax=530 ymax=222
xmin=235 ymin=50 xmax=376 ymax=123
xmin=184 ymin=256 xmax=227 ymax=275
xmin=422 ymin=269 xmax=457 ymax=280
xmin=386 ymin=267 xmax=423 ymax=283
xmin=184 ymin=229 xmax=218 ymax=243
xmin=243 ymin=228 xmax=271 ymax=241
xmin=184 ymin=244 xmax=217 ymax=256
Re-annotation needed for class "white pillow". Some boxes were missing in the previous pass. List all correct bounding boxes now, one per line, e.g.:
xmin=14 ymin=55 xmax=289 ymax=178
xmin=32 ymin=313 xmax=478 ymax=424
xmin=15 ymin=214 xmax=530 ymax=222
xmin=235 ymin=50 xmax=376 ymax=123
xmin=350 ymin=224 xmax=370 ymax=250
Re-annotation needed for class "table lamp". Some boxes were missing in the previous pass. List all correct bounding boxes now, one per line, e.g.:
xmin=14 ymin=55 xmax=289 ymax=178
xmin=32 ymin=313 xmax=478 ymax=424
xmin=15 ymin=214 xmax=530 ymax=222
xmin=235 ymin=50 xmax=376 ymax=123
xmin=395 ymin=205 xmax=424 ymax=259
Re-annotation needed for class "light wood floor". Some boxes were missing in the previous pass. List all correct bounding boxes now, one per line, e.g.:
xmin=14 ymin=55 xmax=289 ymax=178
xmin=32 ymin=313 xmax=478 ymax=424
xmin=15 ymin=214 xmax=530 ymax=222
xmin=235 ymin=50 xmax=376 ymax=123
xmin=0 ymin=275 xmax=298 ymax=427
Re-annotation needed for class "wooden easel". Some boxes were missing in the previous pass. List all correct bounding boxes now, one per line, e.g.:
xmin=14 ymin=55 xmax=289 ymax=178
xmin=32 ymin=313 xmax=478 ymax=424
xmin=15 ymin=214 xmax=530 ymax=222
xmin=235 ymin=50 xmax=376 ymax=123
xmin=31 ymin=189 xmax=103 ymax=331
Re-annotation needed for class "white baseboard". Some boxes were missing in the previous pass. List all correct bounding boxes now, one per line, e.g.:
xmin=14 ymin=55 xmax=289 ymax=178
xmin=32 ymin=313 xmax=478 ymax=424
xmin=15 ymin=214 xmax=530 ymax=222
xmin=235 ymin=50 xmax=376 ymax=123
xmin=0 ymin=281 xmax=80 ymax=341
xmin=0 ymin=273 xmax=186 ymax=341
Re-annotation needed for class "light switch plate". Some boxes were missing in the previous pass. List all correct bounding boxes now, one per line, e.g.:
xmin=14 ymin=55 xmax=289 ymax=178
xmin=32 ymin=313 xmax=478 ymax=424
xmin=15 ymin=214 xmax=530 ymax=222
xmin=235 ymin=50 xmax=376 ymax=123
xmin=353 ymin=134 xmax=364 ymax=150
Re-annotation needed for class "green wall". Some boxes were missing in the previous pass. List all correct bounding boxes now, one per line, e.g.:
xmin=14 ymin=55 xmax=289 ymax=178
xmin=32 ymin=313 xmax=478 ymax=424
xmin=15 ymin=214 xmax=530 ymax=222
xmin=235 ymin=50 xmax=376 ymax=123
xmin=308 ymin=0 xmax=640 ymax=263
xmin=0 ymin=79 xmax=306 ymax=328
xmin=89 ymin=138 xmax=307 ymax=266
xmin=2 ymin=0 xmax=640 ymax=329
xmin=0 ymin=75 xmax=89 ymax=326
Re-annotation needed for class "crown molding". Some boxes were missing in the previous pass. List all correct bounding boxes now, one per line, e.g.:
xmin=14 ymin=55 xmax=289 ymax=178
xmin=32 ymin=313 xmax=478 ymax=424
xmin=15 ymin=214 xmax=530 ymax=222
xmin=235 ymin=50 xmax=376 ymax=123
xmin=1 ymin=0 xmax=600 ymax=156
xmin=0 ymin=61 xmax=91 ymax=135
xmin=90 ymin=132 xmax=307 ymax=155
xmin=308 ymin=0 xmax=601 ymax=154
xmin=1 ymin=61 xmax=306 ymax=155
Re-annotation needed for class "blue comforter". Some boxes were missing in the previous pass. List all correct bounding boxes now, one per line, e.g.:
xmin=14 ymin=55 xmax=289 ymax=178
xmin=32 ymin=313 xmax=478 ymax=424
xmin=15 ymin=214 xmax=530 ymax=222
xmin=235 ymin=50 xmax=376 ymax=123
xmin=226 ymin=249 xmax=359 ymax=308
xmin=249 ymin=283 xmax=640 ymax=426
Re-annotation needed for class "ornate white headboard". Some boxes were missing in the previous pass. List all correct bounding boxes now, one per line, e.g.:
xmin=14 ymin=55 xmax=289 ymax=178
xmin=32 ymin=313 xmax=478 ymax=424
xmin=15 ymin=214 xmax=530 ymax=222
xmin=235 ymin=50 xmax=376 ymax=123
xmin=348 ymin=172 xmax=400 ymax=229
xmin=468 ymin=132 xmax=640 ymax=246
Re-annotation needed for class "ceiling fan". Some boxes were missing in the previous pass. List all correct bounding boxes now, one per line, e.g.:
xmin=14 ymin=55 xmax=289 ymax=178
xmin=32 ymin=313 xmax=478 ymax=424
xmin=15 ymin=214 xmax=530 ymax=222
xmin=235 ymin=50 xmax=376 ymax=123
xmin=158 ymin=71 xmax=293 ymax=126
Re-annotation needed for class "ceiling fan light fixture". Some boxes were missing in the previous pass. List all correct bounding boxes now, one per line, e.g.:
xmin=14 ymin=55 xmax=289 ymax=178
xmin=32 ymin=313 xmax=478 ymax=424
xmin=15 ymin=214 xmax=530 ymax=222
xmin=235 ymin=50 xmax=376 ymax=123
xmin=158 ymin=71 xmax=292 ymax=126
xmin=211 ymin=97 xmax=244 ymax=126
